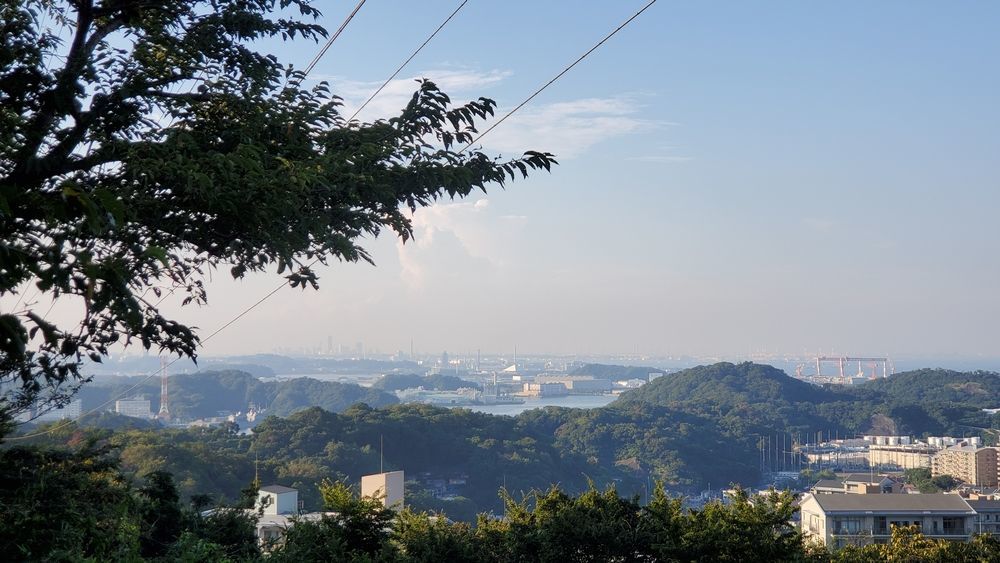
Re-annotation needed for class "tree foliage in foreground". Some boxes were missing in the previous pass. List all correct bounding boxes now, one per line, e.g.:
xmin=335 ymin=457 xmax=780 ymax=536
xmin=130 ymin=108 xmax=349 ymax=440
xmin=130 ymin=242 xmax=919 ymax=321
xmin=3 ymin=438 xmax=999 ymax=562
xmin=0 ymin=0 xmax=554 ymax=416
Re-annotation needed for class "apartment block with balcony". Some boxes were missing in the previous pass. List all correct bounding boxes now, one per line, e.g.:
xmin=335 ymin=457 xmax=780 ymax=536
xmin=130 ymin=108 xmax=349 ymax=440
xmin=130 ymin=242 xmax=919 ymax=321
xmin=932 ymin=446 xmax=999 ymax=487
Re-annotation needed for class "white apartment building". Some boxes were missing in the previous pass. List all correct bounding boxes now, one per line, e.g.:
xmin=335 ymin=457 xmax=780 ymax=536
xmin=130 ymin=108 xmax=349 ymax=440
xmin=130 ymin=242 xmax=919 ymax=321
xmin=800 ymin=493 xmax=976 ymax=549
xmin=115 ymin=396 xmax=152 ymax=418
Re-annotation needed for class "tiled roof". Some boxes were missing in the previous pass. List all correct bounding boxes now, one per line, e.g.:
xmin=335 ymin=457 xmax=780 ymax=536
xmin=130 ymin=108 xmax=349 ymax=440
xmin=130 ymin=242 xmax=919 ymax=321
xmin=260 ymin=485 xmax=297 ymax=494
xmin=811 ymin=494 xmax=973 ymax=513
xmin=813 ymin=479 xmax=844 ymax=489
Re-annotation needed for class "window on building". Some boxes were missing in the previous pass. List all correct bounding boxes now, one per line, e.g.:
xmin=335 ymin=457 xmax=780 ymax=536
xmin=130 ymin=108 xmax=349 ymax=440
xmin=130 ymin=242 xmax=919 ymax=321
xmin=875 ymin=516 xmax=887 ymax=534
xmin=942 ymin=517 xmax=964 ymax=535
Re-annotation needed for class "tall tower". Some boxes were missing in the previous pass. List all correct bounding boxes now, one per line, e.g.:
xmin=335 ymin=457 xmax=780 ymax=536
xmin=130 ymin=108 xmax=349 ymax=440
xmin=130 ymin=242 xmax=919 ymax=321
xmin=157 ymin=357 xmax=171 ymax=421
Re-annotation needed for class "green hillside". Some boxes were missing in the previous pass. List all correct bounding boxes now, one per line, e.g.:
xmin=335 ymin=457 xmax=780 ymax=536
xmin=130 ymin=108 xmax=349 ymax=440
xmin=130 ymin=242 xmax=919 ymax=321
xmin=76 ymin=370 xmax=398 ymax=419
xmin=852 ymin=368 xmax=1000 ymax=407
xmin=617 ymin=362 xmax=840 ymax=407
xmin=569 ymin=363 xmax=666 ymax=381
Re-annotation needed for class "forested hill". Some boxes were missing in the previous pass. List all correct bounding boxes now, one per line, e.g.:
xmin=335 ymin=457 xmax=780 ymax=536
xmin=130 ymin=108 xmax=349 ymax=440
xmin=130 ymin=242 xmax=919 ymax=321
xmin=610 ymin=362 xmax=999 ymax=439
xmin=850 ymin=368 xmax=1000 ymax=408
xmin=76 ymin=370 xmax=398 ymax=419
xmin=616 ymin=362 xmax=844 ymax=407
xmin=569 ymin=363 xmax=666 ymax=380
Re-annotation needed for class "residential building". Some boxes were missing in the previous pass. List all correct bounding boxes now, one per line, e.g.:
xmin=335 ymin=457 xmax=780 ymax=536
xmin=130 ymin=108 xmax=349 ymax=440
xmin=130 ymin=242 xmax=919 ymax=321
xmin=799 ymin=493 xmax=976 ymax=549
xmin=258 ymin=485 xmax=300 ymax=516
xmin=968 ymin=499 xmax=1000 ymax=537
xmin=932 ymin=446 xmax=999 ymax=487
xmin=115 ymin=396 xmax=152 ymax=419
xmin=33 ymin=399 xmax=82 ymax=422
xmin=248 ymin=485 xmax=332 ymax=548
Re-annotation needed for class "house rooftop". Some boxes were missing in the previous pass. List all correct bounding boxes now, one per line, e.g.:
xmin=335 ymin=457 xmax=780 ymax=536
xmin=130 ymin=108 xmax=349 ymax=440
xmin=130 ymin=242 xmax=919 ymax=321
xmin=260 ymin=485 xmax=297 ymax=494
xmin=813 ymin=479 xmax=844 ymax=489
xmin=842 ymin=473 xmax=893 ymax=484
xmin=811 ymin=493 xmax=973 ymax=513
xmin=967 ymin=499 xmax=1000 ymax=510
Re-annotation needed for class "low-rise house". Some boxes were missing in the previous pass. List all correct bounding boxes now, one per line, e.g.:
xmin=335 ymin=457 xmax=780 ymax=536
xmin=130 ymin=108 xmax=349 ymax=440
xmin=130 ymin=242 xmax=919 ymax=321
xmin=799 ymin=493 xmax=976 ymax=549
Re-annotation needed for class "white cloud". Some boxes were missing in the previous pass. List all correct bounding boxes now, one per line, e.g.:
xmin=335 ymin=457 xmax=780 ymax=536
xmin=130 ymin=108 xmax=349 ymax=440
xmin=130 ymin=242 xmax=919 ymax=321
xmin=477 ymin=96 xmax=661 ymax=159
xmin=396 ymin=198 xmax=526 ymax=290
xmin=313 ymin=70 xmax=658 ymax=159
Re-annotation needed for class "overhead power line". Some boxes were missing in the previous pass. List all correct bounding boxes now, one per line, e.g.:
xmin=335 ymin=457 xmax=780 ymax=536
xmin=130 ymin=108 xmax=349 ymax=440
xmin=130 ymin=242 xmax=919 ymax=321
xmin=461 ymin=0 xmax=657 ymax=153
xmin=303 ymin=0 xmax=368 ymax=78
xmin=349 ymin=0 xmax=470 ymax=122
xmin=10 ymin=0 xmax=655 ymax=439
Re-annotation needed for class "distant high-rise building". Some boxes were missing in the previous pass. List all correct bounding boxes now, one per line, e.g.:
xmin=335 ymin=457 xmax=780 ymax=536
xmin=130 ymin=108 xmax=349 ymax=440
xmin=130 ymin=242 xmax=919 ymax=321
xmin=33 ymin=399 xmax=82 ymax=422
xmin=115 ymin=396 xmax=152 ymax=419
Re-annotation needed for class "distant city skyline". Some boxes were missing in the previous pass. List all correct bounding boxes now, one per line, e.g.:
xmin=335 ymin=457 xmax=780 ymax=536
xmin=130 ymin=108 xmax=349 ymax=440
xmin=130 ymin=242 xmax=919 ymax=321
xmin=39 ymin=1 xmax=1000 ymax=361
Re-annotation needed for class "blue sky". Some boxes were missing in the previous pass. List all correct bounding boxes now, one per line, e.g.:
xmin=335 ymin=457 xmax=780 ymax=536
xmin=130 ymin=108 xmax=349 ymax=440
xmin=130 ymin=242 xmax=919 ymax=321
xmin=160 ymin=1 xmax=999 ymax=359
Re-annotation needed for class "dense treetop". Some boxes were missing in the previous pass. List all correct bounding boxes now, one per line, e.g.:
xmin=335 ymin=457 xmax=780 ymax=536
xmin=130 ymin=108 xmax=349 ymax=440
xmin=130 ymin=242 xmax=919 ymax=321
xmin=852 ymin=368 xmax=1000 ymax=408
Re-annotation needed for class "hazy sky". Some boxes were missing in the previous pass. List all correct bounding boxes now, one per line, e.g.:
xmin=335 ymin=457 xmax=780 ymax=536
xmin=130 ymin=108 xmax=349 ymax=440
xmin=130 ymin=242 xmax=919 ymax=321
xmin=47 ymin=1 xmax=1000 ymax=359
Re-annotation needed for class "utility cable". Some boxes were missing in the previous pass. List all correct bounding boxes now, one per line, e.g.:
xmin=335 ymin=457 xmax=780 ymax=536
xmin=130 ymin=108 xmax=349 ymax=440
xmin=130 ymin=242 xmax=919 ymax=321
xmin=10 ymin=1 xmax=655 ymax=439
xmin=348 ymin=0 xmax=469 ymax=122
xmin=460 ymin=0 xmax=656 ymax=153
xmin=302 ymin=0 xmax=367 ymax=79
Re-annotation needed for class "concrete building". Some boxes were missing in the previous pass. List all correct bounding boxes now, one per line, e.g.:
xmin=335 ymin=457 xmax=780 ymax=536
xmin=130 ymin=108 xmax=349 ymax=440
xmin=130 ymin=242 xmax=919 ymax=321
xmin=361 ymin=470 xmax=405 ymax=510
xmin=32 ymin=399 xmax=82 ymax=422
xmin=115 ymin=396 xmax=152 ymax=419
xmin=799 ymin=441 xmax=870 ymax=472
xmin=968 ymin=499 xmax=1000 ymax=537
xmin=864 ymin=435 xmax=912 ymax=446
xmin=534 ymin=375 xmax=612 ymax=394
xmin=258 ymin=485 xmax=300 ymax=516
xmin=928 ymin=436 xmax=981 ymax=449
xmin=811 ymin=475 xmax=903 ymax=495
xmin=869 ymin=444 xmax=935 ymax=470
xmin=799 ymin=493 xmax=976 ymax=549
xmin=932 ymin=446 xmax=999 ymax=487
xmin=247 ymin=485 xmax=331 ymax=548
xmin=519 ymin=382 xmax=567 ymax=397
